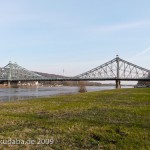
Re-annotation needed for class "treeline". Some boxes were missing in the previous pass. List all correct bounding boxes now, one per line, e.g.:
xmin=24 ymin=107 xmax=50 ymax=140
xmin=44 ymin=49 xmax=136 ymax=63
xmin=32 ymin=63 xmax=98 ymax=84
xmin=39 ymin=81 xmax=102 ymax=86
xmin=137 ymin=81 xmax=150 ymax=87
xmin=137 ymin=72 xmax=150 ymax=87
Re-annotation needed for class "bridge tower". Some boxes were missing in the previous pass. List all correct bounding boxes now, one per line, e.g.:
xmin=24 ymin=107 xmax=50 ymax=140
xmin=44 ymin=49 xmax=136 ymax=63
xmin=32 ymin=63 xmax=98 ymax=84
xmin=116 ymin=55 xmax=121 ymax=89
xmin=8 ymin=61 xmax=12 ymax=87
xmin=7 ymin=61 xmax=19 ymax=87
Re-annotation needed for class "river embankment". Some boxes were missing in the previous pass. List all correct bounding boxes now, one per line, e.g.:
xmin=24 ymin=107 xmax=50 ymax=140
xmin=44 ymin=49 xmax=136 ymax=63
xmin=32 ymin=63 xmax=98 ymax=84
xmin=0 ymin=88 xmax=149 ymax=149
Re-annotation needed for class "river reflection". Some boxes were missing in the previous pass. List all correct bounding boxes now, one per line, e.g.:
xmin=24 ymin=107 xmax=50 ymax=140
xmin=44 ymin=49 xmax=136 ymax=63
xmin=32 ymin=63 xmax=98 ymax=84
xmin=0 ymin=86 xmax=133 ymax=102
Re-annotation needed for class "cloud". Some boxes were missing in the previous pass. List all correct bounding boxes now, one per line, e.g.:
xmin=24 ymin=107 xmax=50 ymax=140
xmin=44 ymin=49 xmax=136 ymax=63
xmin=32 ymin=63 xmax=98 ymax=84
xmin=134 ymin=46 xmax=150 ymax=57
xmin=88 ymin=20 xmax=150 ymax=34
xmin=130 ymin=46 xmax=150 ymax=68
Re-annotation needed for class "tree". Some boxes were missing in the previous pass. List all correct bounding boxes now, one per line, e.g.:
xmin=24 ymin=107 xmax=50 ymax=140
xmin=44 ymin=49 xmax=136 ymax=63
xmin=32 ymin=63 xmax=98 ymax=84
xmin=78 ymin=81 xmax=87 ymax=93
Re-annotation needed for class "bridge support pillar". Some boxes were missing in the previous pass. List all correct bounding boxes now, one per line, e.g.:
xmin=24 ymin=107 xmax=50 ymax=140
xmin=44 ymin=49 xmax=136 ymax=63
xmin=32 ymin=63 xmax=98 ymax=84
xmin=116 ymin=80 xmax=121 ymax=89
xmin=8 ymin=81 xmax=11 ymax=87
xmin=8 ymin=81 xmax=19 ymax=88
xmin=35 ymin=81 xmax=39 ymax=87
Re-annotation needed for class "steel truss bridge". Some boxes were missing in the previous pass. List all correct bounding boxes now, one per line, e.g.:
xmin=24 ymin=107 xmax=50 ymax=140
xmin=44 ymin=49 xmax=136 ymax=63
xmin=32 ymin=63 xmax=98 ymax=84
xmin=0 ymin=55 xmax=150 ymax=88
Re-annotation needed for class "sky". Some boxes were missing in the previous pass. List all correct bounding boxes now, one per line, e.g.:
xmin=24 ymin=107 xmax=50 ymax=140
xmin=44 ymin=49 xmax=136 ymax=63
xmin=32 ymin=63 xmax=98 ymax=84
xmin=0 ymin=0 xmax=150 ymax=77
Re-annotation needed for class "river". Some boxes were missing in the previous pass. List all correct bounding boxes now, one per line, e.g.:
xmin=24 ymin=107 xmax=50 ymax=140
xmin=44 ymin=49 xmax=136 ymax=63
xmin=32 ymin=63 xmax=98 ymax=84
xmin=0 ymin=86 xmax=133 ymax=102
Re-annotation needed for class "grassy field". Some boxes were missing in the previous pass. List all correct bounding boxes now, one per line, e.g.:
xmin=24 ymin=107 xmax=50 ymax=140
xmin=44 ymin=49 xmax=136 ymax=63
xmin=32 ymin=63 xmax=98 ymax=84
xmin=0 ymin=88 xmax=149 ymax=150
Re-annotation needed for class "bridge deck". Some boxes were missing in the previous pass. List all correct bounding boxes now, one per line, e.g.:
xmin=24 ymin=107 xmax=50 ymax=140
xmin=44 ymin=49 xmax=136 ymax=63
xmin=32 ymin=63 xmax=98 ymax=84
xmin=0 ymin=78 xmax=150 ymax=82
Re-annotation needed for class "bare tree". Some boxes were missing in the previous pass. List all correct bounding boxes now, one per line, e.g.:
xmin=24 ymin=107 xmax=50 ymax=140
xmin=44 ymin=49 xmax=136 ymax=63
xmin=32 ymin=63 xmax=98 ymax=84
xmin=78 ymin=81 xmax=87 ymax=93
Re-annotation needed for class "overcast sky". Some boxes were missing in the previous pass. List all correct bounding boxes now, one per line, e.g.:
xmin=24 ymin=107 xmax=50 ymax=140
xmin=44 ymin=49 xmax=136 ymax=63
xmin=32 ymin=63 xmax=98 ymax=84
xmin=0 ymin=0 xmax=150 ymax=77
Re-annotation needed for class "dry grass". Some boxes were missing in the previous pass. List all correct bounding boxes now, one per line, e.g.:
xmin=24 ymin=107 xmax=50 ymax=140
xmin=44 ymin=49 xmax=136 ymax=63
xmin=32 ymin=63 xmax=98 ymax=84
xmin=0 ymin=88 xmax=149 ymax=149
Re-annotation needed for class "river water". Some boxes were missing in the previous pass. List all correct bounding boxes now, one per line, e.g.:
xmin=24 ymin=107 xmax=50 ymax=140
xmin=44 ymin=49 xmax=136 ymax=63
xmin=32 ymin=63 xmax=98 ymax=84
xmin=0 ymin=86 xmax=133 ymax=102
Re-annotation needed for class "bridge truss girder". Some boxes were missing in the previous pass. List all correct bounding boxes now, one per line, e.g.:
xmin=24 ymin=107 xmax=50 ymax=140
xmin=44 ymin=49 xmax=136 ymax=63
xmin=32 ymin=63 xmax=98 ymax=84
xmin=75 ymin=56 xmax=150 ymax=80
xmin=0 ymin=61 xmax=46 ymax=81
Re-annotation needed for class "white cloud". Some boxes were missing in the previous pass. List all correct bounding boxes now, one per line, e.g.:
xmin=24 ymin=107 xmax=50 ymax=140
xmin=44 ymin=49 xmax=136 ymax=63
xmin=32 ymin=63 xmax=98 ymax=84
xmin=129 ymin=46 xmax=150 ymax=70
xmin=88 ymin=20 xmax=150 ymax=34
xmin=130 ymin=46 xmax=150 ymax=61
xmin=134 ymin=46 xmax=150 ymax=57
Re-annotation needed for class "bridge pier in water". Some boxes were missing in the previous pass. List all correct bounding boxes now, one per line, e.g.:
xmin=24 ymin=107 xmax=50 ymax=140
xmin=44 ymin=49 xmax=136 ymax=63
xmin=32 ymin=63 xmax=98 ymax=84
xmin=116 ymin=80 xmax=121 ymax=89
xmin=8 ymin=81 xmax=19 ymax=88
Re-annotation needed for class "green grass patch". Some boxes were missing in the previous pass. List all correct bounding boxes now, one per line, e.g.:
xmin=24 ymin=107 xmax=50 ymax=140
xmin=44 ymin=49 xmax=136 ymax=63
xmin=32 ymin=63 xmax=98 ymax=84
xmin=0 ymin=88 xmax=149 ymax=149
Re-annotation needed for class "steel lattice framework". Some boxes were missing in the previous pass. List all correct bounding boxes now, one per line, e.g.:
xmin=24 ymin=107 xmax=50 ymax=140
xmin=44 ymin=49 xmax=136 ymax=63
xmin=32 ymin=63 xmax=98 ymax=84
xmin=75 ymin=56 xmax=150 ymax=80
xmin=0 ymin=56 xmax=149 ymax=83
xmin=0 ymin=61 xmax=46 ymax=81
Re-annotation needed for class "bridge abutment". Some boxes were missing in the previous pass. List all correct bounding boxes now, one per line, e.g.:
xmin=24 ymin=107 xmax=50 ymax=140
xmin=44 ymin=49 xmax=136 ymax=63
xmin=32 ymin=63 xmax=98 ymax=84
xmin=116 ymin=80 xmax=121 ymax=89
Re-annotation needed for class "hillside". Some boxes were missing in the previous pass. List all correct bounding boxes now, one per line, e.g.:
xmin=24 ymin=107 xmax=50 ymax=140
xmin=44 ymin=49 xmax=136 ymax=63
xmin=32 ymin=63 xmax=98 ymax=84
xmin=35 ymin=71 xmax=102 ymax=86
xmin=35 ymin=71 xmax=64 ymax=78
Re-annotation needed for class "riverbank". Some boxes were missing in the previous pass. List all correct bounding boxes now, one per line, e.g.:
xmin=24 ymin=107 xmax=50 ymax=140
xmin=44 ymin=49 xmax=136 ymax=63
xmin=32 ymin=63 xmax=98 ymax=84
xmin=0 ymin=88 xmax=149 ymax=149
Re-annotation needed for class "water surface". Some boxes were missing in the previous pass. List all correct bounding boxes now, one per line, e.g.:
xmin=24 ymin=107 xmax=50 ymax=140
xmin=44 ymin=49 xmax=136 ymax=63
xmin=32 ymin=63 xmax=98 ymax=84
xmin=0 ymin=86 xmax=133 ymax=102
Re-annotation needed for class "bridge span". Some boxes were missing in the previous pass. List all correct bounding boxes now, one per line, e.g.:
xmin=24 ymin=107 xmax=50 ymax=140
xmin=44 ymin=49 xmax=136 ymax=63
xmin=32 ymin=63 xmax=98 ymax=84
xmin=0 ymin=55 xmax=149 ymax=88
